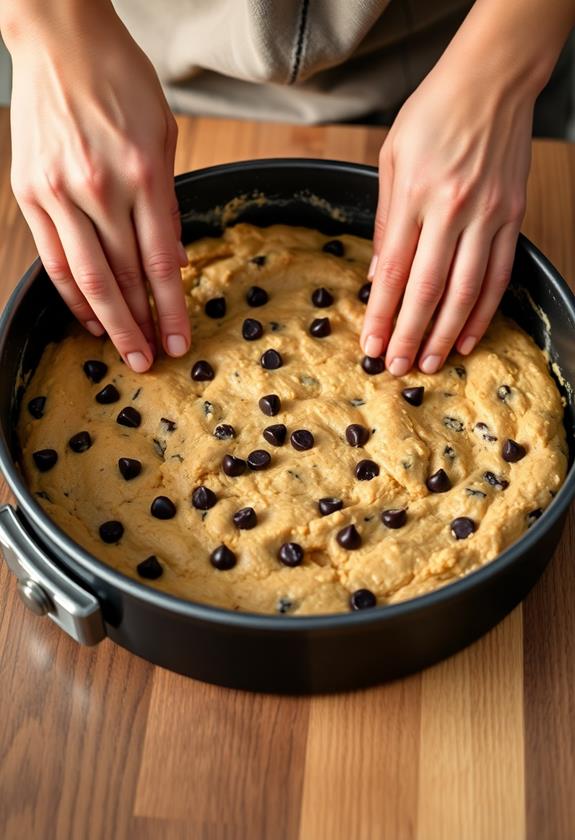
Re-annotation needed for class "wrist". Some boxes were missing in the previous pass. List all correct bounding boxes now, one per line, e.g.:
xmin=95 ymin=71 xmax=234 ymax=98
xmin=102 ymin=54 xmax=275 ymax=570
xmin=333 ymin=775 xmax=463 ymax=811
xmin=441 ymin=0 xmax=574 ymax=103
xmin=1 ymin=0 xmax=116 ymax=54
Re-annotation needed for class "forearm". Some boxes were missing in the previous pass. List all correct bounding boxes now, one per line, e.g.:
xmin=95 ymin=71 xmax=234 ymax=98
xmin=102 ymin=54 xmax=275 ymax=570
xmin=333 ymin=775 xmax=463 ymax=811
xmin=444 ymin=0 xmax=575 ymax=99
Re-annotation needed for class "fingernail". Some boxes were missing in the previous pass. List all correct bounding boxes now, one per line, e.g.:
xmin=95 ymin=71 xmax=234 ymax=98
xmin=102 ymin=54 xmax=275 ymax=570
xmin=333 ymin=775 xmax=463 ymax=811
xmin=368 ymin=255 xmax=378 ymax=279
xmin=459 ymin=335 xmax=477 ymax=355
xmin=126 ymin=351 xmax=150 ymax=373
xmin=178 ymin=242 xmax=188 ymax=266
xmin=86 ymin=320 xmax=105 ymax=337
xmin=363 ymin=334 xmax=383 ymax=357
xmin=166 ymin=334 xmax=188 ymax=356
xmin=420 ymin=354 xmax=442 ymax=374
xmin=387 ymin=357 xmax=411 ymax=377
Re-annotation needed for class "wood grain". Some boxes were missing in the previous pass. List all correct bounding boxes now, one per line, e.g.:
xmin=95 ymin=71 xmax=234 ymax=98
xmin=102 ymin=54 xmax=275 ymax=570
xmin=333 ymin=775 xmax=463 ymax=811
xmin=0 ymin=108 xmax=574 ymax=840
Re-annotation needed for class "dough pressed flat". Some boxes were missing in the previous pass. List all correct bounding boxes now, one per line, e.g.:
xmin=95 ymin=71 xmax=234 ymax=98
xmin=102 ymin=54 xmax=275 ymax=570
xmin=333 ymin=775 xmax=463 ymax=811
xmin=18 ymin=223 xmax=568 ymax=615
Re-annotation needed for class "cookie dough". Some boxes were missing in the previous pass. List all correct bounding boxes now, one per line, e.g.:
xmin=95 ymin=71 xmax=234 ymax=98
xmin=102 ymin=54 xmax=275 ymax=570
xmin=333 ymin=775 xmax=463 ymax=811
xmin=17 ymin=223 xmax=568 ymax=615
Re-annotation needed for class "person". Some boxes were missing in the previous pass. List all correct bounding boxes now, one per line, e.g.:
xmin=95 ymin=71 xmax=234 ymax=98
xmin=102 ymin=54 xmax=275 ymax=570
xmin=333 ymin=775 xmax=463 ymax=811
xmin=1 ymin=0 xmax=574 ymax=375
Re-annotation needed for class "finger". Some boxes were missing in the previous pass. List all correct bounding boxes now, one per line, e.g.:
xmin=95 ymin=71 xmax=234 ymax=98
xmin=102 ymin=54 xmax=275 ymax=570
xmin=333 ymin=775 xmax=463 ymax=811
xmin=370 ymin=141 xmax=394 ymax=278
xmin=47 ymin=201 xmax=154 ymax=372
xmin=133 ymin=176 xmax=191 ymax=357
xmin=360 ymin=191 xmax=420 ymax=360
xmin=93 ymin=209 xmax=158 ymax=355
xmin=17 ymin=200 xmax=104 ymax=337
xmin=164 ymin=113 xmax=187 ymax=265
xmin=456 ymin=221 xmax=520 ymax=354
xmin=384 ymin=215 xmax=460 ymax=376
xmin=418 ymin=222 xmax=493 ymax=372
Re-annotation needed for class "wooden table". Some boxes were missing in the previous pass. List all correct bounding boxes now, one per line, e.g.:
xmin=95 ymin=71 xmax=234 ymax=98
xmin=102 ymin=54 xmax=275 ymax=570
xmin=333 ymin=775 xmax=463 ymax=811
xmin=0 ymin=108 xmax=574 ymax=840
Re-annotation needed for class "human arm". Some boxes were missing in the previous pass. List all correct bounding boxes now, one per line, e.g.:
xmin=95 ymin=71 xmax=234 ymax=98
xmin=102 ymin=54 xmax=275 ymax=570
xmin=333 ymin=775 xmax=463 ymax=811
xmin=0 ymin=0 xmax=190 ymax=372
xmin=361 ymin=0 xmax=575 ymax=375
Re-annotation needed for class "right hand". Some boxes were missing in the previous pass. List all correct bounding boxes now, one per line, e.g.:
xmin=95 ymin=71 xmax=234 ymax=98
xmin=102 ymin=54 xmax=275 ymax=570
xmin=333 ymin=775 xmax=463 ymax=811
xmin=5 ymin=1 xmax=190 ymax=372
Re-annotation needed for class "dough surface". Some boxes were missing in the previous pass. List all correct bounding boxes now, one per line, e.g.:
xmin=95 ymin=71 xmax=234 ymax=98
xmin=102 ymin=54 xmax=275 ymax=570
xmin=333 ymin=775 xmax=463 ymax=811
xmin=17 ymin=223 xmax=568 ymax=615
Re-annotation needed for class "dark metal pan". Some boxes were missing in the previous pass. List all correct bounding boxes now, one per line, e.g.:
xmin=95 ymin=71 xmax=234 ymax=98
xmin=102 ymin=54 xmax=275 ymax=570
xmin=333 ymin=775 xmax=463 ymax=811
xmin=1 ymin=159 xmax=574 ymax=694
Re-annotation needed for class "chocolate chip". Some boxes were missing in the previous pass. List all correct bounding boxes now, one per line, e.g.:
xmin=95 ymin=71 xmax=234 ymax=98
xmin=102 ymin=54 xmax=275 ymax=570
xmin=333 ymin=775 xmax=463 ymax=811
xmin=137 ymin=555 xmax=163 ymax=579
xmin=28 ymin=396 xmax=46 ymax=419
xmin=318 ymin=497 xmax=343 ymax=516
xmin=247 ymin=449 xmax=271 ymax=470
xmin=204 ymin=296 xmax=226 ymax=319
xmin=474 ymin=422 xmax=497 ymax=442
xmin=336 ymin=524 xmax=362 ymax=549
xmin=355 ymin=459 xmax=379 ymax=481
xmin=483 ymin=471 xmax=509 ymax=490
xmin=68 ymin=431 xmax=92 ymax=453
xmin=311 ymin=287 xmax=334 ymax=307
xmin=322 ymin=239 xmax=345 ymax=256
xmin=426 ymin=469 xmax=452 ymax=493
xmin=251 ymin=255 xmax=266 ymax=266
xmin=497 ymin=384 xmax=511 ymax=401
xmin=116 ymin=406 xmax=141 ymax=428
xmin=502 ymin=439 xmax=527 ymax=462
xmin=451 ymin=517 xmax=476 ymax=540
xmin=465 ymin=487 xmax=487 ymax=498
xmin=443 ymin=417 xmax=464 ymax=432
xmin=222 ymin=454 xmax=246 ymax=476
xmin=277 ymin=596 xmax=295 ymax=614
xmin=263 ymin=424 xmax=287 ymax=447
xmin=358 ymin=282 xmax=371 ymax=303
xmin=259 ymin=394 xmax=281 ymax=416
xmin=291 ymin=429 xmax=314 ymax=451
xmin=242 ymin=318 xmax=264 ymax=341
xmin=151 ymin=496 xmax=177 ymax=519
xmin=83 ymin=360 xmax=108 ymax=383
xmin=246 ymin=286 xmax=269 ymax=307
xmin=260 ymin=349 xmax=283 ymax=369
xmin=444 ymin=445 xmax=457 ymax=460
xmin=350 ymin=398 xmax=366 ymax=407
xmin=99 ymin=520 xmax=124 ymax=543
xmin=118 ymin=457 xmax=142 ymax=480
xmin=278 ymin=542 xmax=304 ymax=567
xmin=32 ymin=449 xmax=58 ymax=472
xmin=381 ymin=508 xmax=407 ymax=529
xmin=214 ymin=424 xmax=235 ymax=440
xmin=454 ymin=366 xmax=467 ymax=379
xmin=402 ymin=387 xmax=424 ymax=406
xmin=350 ymin=589 xmax=376 ymax=610
xmin=233 ymin=507 xmax=257 ymax=529
xmin=309 ymin=317 xmax=331 ymax=338
xmin=345 ymin=424 xmax=370 ymax=447
xmin=270 ymin=321 xmax=282 ymax=331
xmin=96 ymin=384 xmax=120 ymax=404
xmin=192 ymin=485 xmax=217 ymax=509
xmin=528 ymin=508 xmax=543 ymax=525
xmin=158 ymin=417 xmax=176 ymax=433
xmin=361 ymin=356 xmax=384 ymax=375
xmin=210 ymin=544 xmax=237 ymax=570
xmin=192 ymin=360 xmax=215 ymax=381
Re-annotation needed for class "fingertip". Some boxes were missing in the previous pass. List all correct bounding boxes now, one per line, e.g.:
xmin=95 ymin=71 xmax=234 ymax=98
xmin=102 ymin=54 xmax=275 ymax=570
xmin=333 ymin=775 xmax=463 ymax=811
xmin=165 ymin=333 xmax=189 ymax=357
xmin=367 ymin=254 xmax=378 ymax=280
xmin=126 ymin=350 xmax=153 ymax=374
xmin=457 ymin=335 xmax=477 ymax=355
xmin=85 ymin=319 xmax=105 ymax=337
xmin=362 ymin=333 xmax=384 ymax=357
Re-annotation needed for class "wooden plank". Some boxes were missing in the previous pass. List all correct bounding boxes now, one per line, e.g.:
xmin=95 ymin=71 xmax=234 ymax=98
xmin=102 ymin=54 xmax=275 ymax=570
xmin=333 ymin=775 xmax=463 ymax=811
xmin=134 ymin=674 xmax=310 ymax=840
xmin=298 ymin=676 xmax=421 ymax=840
xmin=417 ymin=607 xmax=525 ymax=840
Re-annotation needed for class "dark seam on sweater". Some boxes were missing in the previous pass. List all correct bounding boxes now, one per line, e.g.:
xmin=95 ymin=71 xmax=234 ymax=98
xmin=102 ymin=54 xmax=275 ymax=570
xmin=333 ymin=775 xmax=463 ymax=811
xmin=288 ymin=0 xmax=310 ymax=85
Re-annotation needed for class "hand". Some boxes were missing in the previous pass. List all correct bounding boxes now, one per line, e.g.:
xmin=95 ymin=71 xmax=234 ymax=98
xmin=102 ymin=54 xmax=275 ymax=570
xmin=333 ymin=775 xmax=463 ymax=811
xmin=361 ymin=32 xmax=536 ymax=375
xmin=5 ymin=1 xmax=189 ymax=372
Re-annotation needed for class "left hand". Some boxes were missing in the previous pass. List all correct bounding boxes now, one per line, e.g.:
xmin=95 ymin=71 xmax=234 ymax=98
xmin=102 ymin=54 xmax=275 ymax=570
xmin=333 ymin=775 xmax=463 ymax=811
xmin=360 ymin=48 xmax=535 ymax=375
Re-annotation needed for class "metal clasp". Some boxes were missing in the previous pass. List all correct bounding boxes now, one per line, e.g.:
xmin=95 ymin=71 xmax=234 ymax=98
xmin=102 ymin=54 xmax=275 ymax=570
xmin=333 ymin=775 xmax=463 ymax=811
xmin=0 ymin=504 xmax=105 ymax=645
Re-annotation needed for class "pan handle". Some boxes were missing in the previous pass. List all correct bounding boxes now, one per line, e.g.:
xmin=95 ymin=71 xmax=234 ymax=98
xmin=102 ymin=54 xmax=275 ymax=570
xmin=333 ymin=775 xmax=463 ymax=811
xmin=0 ymin=504 xmax=105 ymax=645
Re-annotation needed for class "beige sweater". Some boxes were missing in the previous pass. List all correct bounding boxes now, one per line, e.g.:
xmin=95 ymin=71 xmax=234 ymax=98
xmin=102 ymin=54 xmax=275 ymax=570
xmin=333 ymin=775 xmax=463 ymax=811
xmin=113 ymin=0 xmax=471 ymax=123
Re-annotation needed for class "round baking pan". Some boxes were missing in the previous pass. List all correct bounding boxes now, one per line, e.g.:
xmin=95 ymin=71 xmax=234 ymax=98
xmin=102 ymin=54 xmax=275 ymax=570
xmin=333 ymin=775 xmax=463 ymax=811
xmin=0 ymin=159 xmax=574 ymax=694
